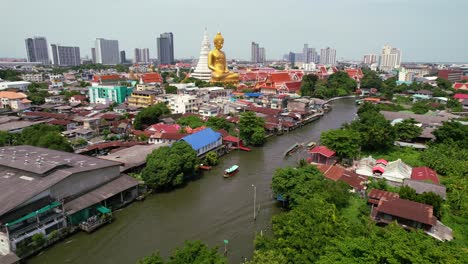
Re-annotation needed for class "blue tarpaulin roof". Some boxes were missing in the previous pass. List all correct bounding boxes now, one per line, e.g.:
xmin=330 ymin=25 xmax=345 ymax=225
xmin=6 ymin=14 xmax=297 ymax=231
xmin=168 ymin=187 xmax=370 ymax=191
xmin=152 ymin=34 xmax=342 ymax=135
xmin=182 ymin=128 xmax=221 ymax=151
xmin=244 ymin=93 xmax=263 ymax=98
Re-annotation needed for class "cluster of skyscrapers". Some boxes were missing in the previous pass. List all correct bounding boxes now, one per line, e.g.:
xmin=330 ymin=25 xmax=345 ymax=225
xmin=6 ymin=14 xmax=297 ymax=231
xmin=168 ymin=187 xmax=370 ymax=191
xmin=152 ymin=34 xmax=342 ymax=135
xmin=134 ymin=48 xmax=150 ymax=64
xmin=362 ymin=45 xmax=402 ymax=72
xmin=251 ymin=42 xmax=266 ymax=64
xmin=286 ymin=45 xmax=336 ymax=66
xmin=25 ymin=33 xmax=175 ymax=66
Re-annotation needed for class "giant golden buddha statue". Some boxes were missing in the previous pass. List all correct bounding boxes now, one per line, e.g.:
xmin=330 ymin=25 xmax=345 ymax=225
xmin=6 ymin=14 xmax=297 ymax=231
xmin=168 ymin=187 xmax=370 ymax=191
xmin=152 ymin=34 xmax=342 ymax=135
xmin=208 ymin=32 xmax=239 ymax=83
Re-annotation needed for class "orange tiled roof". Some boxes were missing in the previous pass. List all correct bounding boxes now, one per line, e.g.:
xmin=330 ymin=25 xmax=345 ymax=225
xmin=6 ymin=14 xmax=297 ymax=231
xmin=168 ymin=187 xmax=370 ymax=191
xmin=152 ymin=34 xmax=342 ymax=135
xmin=0 ymin=91 xmax=28 ymax=99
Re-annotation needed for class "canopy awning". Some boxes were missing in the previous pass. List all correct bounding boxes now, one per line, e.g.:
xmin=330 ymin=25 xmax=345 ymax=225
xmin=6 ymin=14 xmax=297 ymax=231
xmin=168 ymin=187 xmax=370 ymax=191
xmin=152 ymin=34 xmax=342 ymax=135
xmin=97 ymin=206 xmax=111 ymax=214
xmin=5 ymin=201 xmax=61 ymax=227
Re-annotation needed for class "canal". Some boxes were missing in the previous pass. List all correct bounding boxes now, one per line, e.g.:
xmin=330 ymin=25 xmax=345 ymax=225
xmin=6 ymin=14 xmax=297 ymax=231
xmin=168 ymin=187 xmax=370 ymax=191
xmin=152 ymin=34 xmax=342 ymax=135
xmin=29 ymin=98 xmax=357 ymax=264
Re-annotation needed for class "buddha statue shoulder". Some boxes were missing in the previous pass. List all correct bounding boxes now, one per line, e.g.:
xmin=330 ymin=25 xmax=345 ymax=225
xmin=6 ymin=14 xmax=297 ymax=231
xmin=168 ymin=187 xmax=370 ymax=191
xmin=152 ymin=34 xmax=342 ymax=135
xmin=208 ymin=32 xmax=239 ymax=83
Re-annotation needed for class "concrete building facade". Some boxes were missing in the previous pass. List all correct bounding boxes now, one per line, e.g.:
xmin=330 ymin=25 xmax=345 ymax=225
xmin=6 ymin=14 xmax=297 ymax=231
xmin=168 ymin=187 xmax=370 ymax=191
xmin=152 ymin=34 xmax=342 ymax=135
xmin=379 ymin=45 xmax=402 ymax=72
xmin=320 ymin=47 xmax=336 ymax=66
xmin=157 ymin=32 xmax=174 ymax=65
xmin=50 ymin=44 xmax=81 ymax=66
xmin=24 ymin=37 xmax=50 ymax=65
xmin=95 ymin=38 xmax=120 ymax=65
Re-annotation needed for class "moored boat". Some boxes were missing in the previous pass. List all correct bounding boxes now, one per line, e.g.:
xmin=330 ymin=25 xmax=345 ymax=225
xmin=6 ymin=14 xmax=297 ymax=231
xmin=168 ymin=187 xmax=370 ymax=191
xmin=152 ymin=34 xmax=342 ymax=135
xmin=306 ymin=141 xmax=317 ymax=149
xmin=284 ymin=143 xmax=302 ymax=157
xmin=224 ymin=165 xmax=239 ymax=178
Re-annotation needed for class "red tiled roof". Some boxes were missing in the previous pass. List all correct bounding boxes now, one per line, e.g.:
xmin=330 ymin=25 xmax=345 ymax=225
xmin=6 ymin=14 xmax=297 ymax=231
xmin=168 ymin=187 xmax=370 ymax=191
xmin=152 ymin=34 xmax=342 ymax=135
xmin=92 ymin=74 xmax=121 ymax=82
xmin=146 ymin=123 xmax=181 ymax=134
xmin=70 ymin=95 xmax=86 ymax=101
xmin=376 ymin=159 xmax=388 ymax=165
xmin=454 ymin=94 xmax=468 ymax=99
xmin=133 ymin=130 xmax=152 ymax=137
xmin=283 ymin=81 xmax=301 ymax=92
xmin=340 ymin=171 xmax=367 ymax=191
xmin=268 ymin=72 xmax=292 ymax=83
xmin=48 ymin=119 xmax=72 ymax=126
xmin=23 ymin=111 xmax=68 ymax=120
xmin=411 ymin=166 xmax=440 ymax=184
xmin=101 ymin=113 xmax=121 ymax=120
xmin=142 ymin=73 xmax=163 ymax=83
xmin=368 ymin=189 xmax=399 ymax=205
xmin=159 ymin=132 xmax=187 ymax=140
xmin=223 ymin=135 xmax=240 ymax=143
xmin=375 ymin=198 xmax=435 ymax=226
xmin=217 ymin=129 xmax=229 ymax=137
xmin=309 ymin=146 xmax=336 ymax=158
xmin=248 ymin=105 xmax=282 ymax=116
xmin=315 ymin=164 xmax=344 ymax=181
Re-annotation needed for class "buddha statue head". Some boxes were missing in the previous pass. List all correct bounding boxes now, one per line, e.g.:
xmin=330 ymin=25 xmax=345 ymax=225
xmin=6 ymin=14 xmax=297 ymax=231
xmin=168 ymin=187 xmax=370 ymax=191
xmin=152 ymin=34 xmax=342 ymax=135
xmin=213 ymin=32 xmax=224 ymax=50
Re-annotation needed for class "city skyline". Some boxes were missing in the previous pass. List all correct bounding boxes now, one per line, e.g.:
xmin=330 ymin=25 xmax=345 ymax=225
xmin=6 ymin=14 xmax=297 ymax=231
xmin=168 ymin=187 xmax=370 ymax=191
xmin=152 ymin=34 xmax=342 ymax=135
xmin=2 ymin=0 xmax=468 ymax=62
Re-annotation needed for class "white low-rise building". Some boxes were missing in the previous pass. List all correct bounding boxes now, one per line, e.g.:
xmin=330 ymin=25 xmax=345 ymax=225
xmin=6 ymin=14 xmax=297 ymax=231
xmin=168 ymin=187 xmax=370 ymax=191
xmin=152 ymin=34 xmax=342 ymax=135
xmin=21 ymin=74 xmax=44 ymax=82
xmin=165 ymin=94 xmax=202 ymax=114
xmin=0 ymin=81 xmax=31 ymax=91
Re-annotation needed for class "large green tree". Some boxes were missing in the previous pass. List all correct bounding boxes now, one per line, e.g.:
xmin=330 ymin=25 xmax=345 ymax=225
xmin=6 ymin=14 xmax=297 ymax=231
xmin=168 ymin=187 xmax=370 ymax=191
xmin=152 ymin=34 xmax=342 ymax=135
xmin=317 ymin=223 xmax=465 ymax=264
xmin=394 ymin=118 xmax=423 ymax=142
xmin=432 ymin=121 xmax=468 ymax=147
xmin=21 ymin=124 xmax=73 ymax=152
xmin=327 ymin=71 xmax=357 ymax=95
xmin=300 ymin=74 xmax=318 ymax=96
xmin=167 ymin=241 xmax=226 ymax=264
xmin=239 ymin=112 xmax=266 ymax=146
xmin=320 ymin=128 xmax=361 ymax=159
xmin=176 ymin=115 xmax=204 ymax=129
xmin=360 ymin=69 xmax=382 ymax=89
xmin=206 ymin=117 xmax=234 ymax=132
xmin=436 ymin=77 xmax=452 ymax=90
xmin=133 ymin=103 xmax=171 ymax=130
xmin=256 ymin=198 xmax=347 ymax=263
xmin=271 ymin=165 xmax=351 ymax=209
xmin=349 ymin=110 xmax=396 ymax=151
xmin=141 ymin=141 xmax=200 ymax=190
xmin=137 ymin=241 xmax=226 ymax=264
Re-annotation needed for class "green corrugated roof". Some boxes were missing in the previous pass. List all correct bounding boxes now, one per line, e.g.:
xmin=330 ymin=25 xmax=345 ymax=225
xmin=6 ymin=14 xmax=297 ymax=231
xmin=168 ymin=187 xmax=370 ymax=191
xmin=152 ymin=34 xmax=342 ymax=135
xmin=6 ymin=201 xmax=61 ymax=227
xmin=97 ymin=206 xmax=111 ymax=214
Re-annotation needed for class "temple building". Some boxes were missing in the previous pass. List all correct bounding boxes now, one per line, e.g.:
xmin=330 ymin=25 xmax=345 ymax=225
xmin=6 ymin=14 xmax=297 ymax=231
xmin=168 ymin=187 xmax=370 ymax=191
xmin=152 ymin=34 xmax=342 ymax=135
xmin=191 ymin=29 xmax=212 ymax=81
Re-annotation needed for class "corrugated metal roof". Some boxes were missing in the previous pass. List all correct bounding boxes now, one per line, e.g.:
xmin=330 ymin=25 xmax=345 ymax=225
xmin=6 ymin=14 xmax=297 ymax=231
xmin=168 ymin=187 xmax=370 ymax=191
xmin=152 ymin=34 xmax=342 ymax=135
xmin=182 ymin=128 xmax=221 ymax=151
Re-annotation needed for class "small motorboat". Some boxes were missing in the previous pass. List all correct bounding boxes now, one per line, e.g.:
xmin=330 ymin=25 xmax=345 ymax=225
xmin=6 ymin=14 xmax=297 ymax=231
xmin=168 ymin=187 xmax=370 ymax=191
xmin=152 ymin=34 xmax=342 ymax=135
xmin=224 ymin=165 xmax=239 ymax=178
xmin=306 ymin=141 xmax=317 ymax=150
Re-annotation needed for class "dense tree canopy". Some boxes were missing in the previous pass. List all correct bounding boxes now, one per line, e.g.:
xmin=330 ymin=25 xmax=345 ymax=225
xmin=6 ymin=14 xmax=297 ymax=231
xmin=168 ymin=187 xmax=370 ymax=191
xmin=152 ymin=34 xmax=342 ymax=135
xmin=165 ymin=86 xmax=177 ymax=94
xmin=360 ymin=69 xmax=382 ymax=89
xmin=349 ymin=108 xmax=396 ymax=151
xmin=320 ymin=128 xmax=361 ymax=159
xmin=133 ymin=103 xmax=171 ymax=130
xmin=206 ymin=117 xmax=234 ymax=133
xmin=327 ymin=71 xmax=357 ymax=96
xmin=141 ymin=141 xmax=200 ymax=190
xmin=317 ymin=223 xmax=465 ymax=264
xmin=137 ymin=241 xmax=226 ymax=264
xmin=394 ymin=118 xmax=423 ymax=142
xmin=271 ymin=165 xmax=351 ymax=209
xmin=239 ymin=112 xmax=266 ymax=146
xmin=20 ymin=124 xmax=73 ymax=152
xmin=167 ymin=241 xmax=226 ymax=264
xmin=433 ymin=121 xmax=468 ymax=147
xmin=176 ymin=115 xmax=204 ymax=129
xmin=0 ymin=69 xmax=22 ymax=81
xmin=300 ymin=74 xmax=318 ymax=96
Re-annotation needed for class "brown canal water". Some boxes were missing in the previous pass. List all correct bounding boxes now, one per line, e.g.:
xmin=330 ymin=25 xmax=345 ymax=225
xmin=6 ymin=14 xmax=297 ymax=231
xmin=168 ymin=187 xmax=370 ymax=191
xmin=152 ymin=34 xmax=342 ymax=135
xmin=29 ymin=98 xmax=357 ymax=264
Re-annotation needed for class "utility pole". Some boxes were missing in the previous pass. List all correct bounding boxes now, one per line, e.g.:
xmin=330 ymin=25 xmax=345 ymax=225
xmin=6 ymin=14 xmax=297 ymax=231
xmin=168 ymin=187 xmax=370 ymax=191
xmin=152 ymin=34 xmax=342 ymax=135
xmin=252 ymin=184 xmax=256 ymax=221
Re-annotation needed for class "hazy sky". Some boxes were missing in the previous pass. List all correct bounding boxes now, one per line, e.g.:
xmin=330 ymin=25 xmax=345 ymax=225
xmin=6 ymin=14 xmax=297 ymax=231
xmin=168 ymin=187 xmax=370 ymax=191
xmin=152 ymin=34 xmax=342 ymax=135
xmin=1 ymin=0 xmax=467 ymax=62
